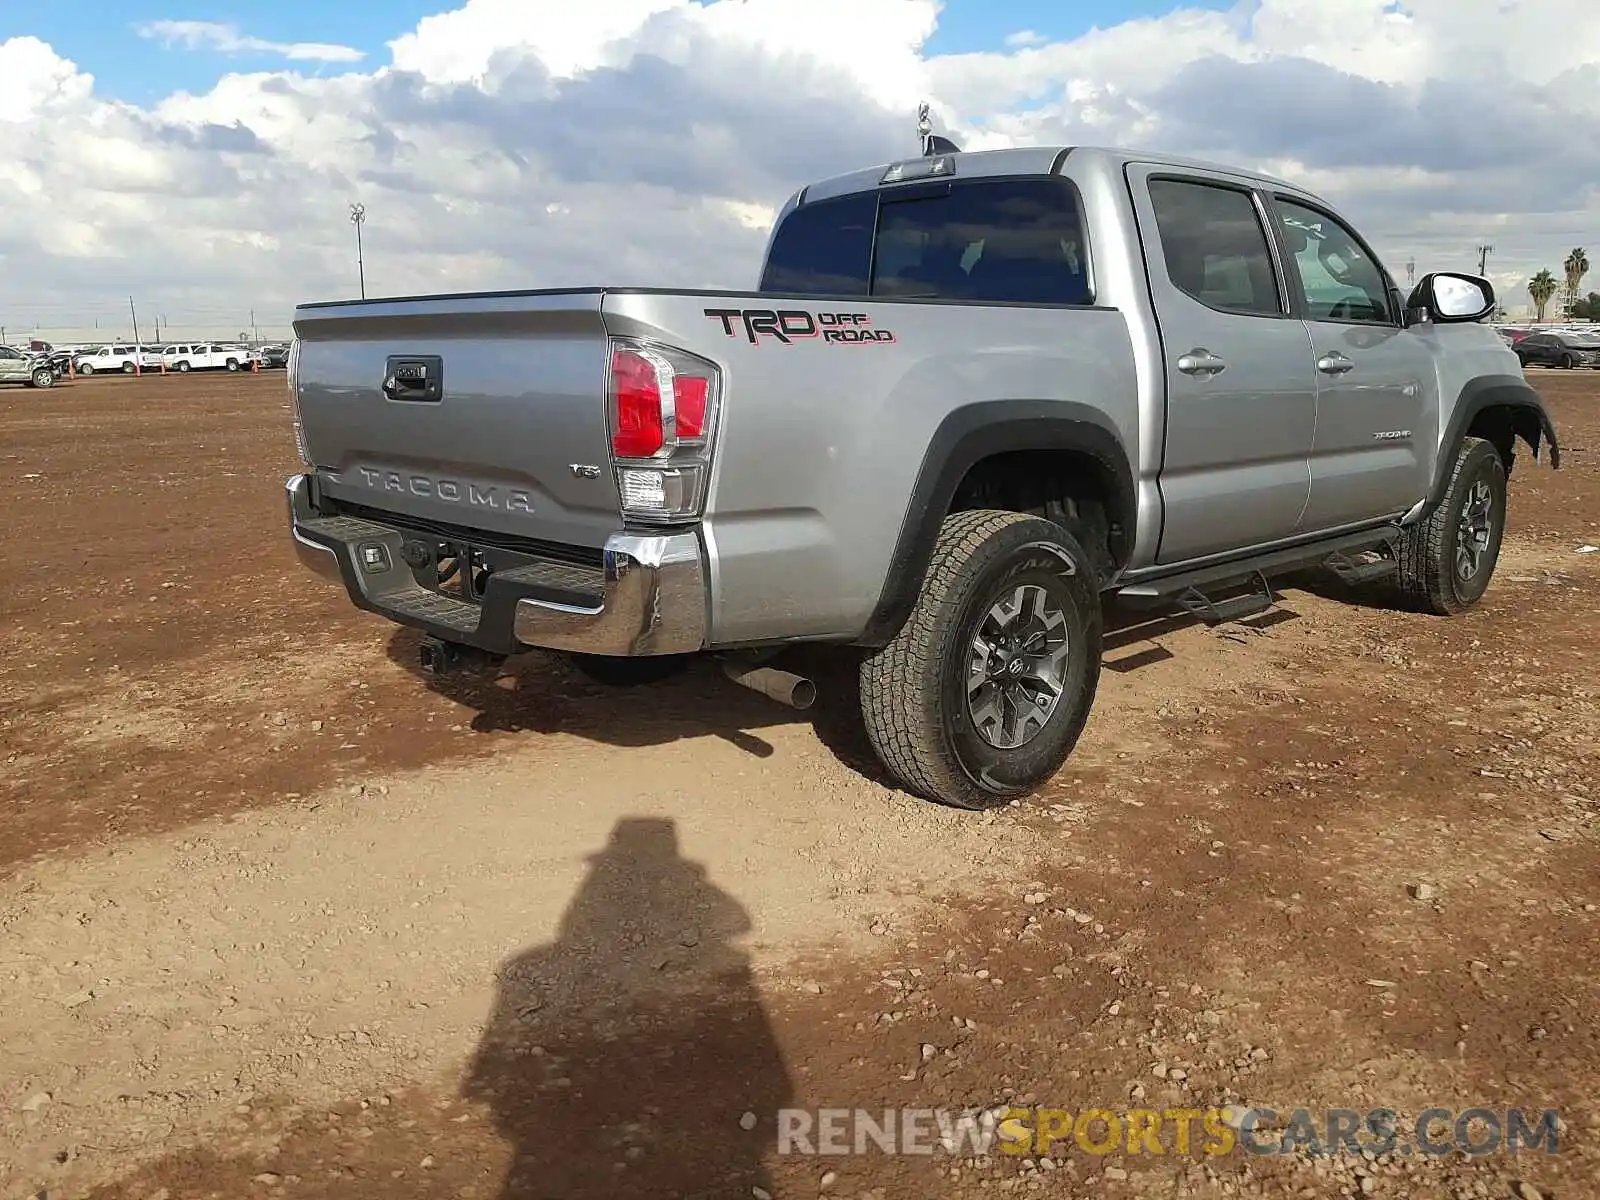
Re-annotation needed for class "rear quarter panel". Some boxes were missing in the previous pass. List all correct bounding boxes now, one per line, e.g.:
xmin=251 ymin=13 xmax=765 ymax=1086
xmin=603 ymin=292 xmax=1138 ymax=645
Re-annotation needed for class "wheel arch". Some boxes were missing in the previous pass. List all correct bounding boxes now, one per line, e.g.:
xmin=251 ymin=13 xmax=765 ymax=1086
xmin=1426 ymin=375 xmax=1559 ymax=517
xmin=855 ymin=400 xmax=1135 ymax=649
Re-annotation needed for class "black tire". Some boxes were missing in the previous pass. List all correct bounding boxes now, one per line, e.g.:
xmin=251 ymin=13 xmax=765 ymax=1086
xmin=859 ymin=509 xmax=1102 ymax=810
xmin=78 ymin=363 xmax=94 ymax=375
xmin=226 ymin=359 xmax=240 ymax=372
xmin=176 ymin=361 xmax=191 ymax=373
xmin=567 ymin=653 xmax=691 ymax=687
xmin=1562 ymin=354 xmax=1577 ymax=369
xmin=29 ymin=367 xmax=54 ymax=388
xmin=1394 ymin=436 xmax=1507 ymax=616
xmin=121 ymin=362 xmax=136 ymax=374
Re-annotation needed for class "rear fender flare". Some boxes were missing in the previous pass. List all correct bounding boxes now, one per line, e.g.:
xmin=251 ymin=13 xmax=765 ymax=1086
xmin=855 ymin=399 xmax=1134 ymax=648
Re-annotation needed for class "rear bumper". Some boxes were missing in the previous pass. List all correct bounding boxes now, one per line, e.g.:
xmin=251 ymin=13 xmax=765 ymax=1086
xmin=284 ymin=473 xmax=707 ymax=657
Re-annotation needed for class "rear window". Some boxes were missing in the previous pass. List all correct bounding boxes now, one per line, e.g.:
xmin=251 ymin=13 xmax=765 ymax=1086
xmin=760 ymin=177 xmax=1093 ymax=306
xmin=760 ymin=192 xmax=875 ymax=296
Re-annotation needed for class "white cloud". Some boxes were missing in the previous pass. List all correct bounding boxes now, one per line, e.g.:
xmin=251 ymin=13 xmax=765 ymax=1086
xmin=4 ymin=0 xmax=1600 ymax=337
xmin=0 ymin=36 xmax=94 ymax=121
xmin=136 ymin=20 xmax=365 ymax=64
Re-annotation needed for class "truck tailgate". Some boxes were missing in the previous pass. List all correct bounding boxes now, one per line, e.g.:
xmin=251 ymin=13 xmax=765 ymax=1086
xmin=291 ymin=290 xmax=620 ymax=549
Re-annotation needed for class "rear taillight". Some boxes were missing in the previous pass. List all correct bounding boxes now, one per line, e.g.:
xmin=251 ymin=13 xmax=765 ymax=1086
xmin=672 ymin=375 xmax=709 ymax=439
xmin=607 ymin=339 xmax=721 ymax=522
xmin=611 ymin=348 xmax=666 ymax=457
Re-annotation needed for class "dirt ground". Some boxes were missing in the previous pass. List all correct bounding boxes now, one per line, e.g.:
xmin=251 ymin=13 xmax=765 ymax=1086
xmin=1 ymin=369 xmax=1596 ymax=1200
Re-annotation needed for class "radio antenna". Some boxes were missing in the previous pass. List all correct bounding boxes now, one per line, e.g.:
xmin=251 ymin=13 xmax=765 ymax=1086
xmin=917 ymin=101 xmax=962 ymax=157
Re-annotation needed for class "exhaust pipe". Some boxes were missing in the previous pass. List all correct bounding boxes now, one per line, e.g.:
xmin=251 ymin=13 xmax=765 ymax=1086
xmin=722 ymin=661 xmax=817 ymax=711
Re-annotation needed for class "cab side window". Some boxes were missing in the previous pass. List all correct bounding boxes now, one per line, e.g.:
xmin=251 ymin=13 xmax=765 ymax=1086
xmin=1147 ymin=178 xmax=1283 ymax=318
xmin=1274 ymin=198 xmax=1394 ymax=324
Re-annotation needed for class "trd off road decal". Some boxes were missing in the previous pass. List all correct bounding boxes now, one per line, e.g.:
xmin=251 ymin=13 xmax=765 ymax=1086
xmin=704 ymin=308 xmax=896 ymax=346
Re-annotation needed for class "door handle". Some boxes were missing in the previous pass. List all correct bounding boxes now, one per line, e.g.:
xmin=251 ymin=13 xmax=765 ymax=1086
xmin=1317 ymin=351 xmax=1355 ymax=375
xmin=1177 ymin=348 xmax=1227 ymax=376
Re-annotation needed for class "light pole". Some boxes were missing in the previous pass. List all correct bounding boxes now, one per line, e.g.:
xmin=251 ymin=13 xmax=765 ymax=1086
xmin=350 ymin=202 xmax=367 ymax=299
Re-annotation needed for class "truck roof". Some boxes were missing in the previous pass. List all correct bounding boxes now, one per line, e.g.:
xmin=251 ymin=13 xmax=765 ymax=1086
xmin=798 ymin=144 xmax=1317 ymax=207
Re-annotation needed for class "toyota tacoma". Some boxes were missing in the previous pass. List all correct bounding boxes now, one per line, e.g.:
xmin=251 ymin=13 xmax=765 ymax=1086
xmin=283 ymin=137 xmax=1560 ymax=809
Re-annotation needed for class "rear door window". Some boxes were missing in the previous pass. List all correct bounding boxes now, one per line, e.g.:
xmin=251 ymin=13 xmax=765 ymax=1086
xmin=1147 ymin=178 xmax=1283 ymax=318
xmin=760 ymin=177 xmax=1093 ymax=305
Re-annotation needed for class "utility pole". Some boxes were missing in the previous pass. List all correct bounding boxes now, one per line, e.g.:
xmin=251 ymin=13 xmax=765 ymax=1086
xmin=350 ymin=203 xmax=367 ymax=299
xmin=250 ymin=308 xmax=259 ymax=345
xmin=1406 ymin=258 xmax=1415 ymax=287
xmin=129 ymin=297 xmax=142 ymax=374
xmin=1476 ymin=243 xmax=1493 ymax=276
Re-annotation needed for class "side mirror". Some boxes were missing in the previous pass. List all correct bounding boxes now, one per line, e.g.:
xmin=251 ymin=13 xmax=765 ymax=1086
xmin=1406 ymin=272 xmax=1496 ymax=325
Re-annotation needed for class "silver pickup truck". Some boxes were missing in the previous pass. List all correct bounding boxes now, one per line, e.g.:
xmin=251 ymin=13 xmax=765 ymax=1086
xmin=285 ymin=138 xmax=1560 ymax=810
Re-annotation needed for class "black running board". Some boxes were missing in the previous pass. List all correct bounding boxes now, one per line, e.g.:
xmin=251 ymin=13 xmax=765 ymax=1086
xmin=1323 ymin=541 xmax=1400 ymax=586
xmin=1173 ymin=571 xmax=1276 ymax=626
xmin=1115 ymin=525 xmax=1400 ymax=614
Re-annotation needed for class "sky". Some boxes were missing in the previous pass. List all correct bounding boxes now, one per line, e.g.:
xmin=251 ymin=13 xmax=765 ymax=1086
xmin=2 ymin=0 xmax=1597 ymax=339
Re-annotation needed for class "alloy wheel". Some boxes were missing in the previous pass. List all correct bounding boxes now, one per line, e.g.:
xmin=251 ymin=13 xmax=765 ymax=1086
xmin=966 ymin=583 xmax=1071 ymax=750
xmin=1455 ymin=477 xmax=1495 ymax=582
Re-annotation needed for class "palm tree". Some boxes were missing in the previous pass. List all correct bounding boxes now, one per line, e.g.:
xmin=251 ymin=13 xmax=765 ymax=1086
xmin=1529 ymin=270 xmax=1559 ymax=322
xmin=1563 ymin=248 xmax=1589 ymax=315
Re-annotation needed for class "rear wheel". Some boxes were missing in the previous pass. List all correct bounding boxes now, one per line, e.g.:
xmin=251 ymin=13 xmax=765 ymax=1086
xmin=226 ymin=359 xmax=241 ymax=372
xmin=176 ymin=361 xmax=191 ymax=373
xmin=29 ymin=367 xmax=54 ymax=388
xmin=859 ymin=510 xmax=1102 ymax=809
xmin=121 ymin=362 xmax=136 ymax=374
xmin=1394 ymin=437 xmax=1507 ymax=616
xmin=566 ymin=653 xmax=691 ymax=687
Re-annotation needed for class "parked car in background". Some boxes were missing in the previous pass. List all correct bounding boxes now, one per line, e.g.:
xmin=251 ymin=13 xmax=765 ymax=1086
xmin=1514 ymin=331 xmax=1600 ymax=369
xmin=74 ymin=344 xmax=143 ymax=374
xmin=0 ymin=344 xmax=57 ymax=388
xmin=43 ymin=348 xmax=74 ymax=379
xmin=161 ymin=343 xmax=261 ymax=372
xmin=259 ymin=343 xmax=291 ymax=369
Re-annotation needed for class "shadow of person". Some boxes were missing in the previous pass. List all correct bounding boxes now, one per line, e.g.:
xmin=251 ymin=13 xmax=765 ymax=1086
xmin=463 ymin=817 xmax=792 ymax=1199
